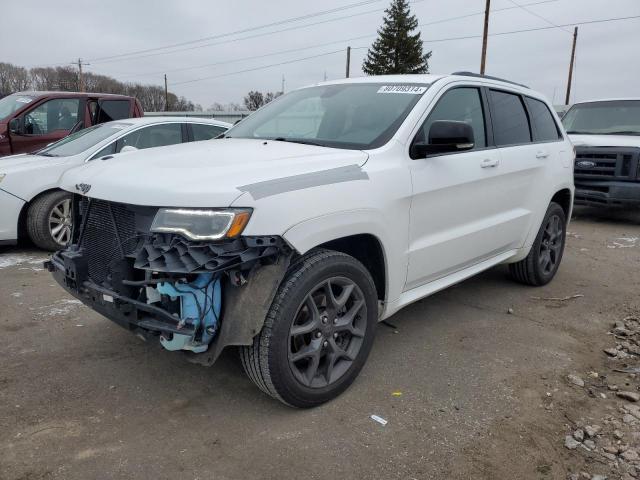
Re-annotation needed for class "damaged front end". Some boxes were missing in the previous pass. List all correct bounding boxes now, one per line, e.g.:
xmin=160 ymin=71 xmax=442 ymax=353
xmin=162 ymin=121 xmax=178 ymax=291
xmin=45 ymin=196 xmax=292 ymax=365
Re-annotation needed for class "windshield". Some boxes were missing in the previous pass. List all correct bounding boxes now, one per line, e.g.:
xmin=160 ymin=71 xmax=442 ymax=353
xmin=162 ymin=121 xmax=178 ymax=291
xmin=0 ymin=94 xmax=36 ymax=122
xmin=562 ymin=100 xmax=640 ymax=135
xmin=37 ymin=122 xmax=131 ymax=157
xmin=226 ymin=83 xmax=429 ymax=149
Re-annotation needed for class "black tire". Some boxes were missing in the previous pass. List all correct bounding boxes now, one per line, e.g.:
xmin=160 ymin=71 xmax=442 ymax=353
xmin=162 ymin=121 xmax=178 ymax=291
xmin=240 ymin=249 xmax=378 ymax=408
xmin=509 ymin=202 xmax=567 ymax=286
xmin=26 ymin=190 xmax=73 ymax=251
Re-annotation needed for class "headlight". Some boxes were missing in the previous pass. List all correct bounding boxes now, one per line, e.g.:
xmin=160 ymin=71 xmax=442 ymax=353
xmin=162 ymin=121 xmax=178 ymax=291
xmin=151 ymin=208 xmax=252 ymax=241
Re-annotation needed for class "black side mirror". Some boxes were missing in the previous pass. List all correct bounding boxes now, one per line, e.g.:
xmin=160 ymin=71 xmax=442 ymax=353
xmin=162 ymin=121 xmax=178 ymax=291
xmin=8 ymin=117 xmax=21 ymax=135
xmin=411 ymin=120 xmax=475 ymax=158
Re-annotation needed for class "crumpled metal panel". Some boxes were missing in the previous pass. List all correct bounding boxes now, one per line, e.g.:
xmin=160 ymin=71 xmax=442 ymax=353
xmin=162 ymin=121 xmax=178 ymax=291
xmin=133 ymin=233 xmax=287 ymax=274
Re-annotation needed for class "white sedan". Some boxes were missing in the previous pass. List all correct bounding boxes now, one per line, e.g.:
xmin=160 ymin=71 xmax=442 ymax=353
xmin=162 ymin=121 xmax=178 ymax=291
xmin=0 ymin=116 xmax=231 ymax=250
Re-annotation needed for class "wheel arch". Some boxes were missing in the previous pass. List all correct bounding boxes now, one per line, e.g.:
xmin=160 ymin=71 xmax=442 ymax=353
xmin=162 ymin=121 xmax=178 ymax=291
xmin=282 ymin=210 xmax=392 ymax=303
xmin=550 ymin=188 xmax=573 ymax=220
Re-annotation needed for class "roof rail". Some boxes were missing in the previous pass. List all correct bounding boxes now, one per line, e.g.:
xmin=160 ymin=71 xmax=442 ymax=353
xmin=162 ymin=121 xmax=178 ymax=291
xmin=450 ymin=71 xmax=529 ymax=89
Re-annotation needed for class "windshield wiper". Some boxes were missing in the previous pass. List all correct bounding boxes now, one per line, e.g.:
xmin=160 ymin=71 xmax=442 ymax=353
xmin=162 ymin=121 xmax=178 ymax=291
xmin=273 ymin=137 xmax=324 ymax=147
xmin=565 ymin=130 xmax=595 ymax=135
xmin=37 ymin=152 xmax=59 ymax=157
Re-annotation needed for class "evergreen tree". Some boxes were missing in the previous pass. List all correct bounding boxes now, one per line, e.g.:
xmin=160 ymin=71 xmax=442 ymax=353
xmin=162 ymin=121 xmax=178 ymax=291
xmin=362 ymin=0 xmax=431 ymax=75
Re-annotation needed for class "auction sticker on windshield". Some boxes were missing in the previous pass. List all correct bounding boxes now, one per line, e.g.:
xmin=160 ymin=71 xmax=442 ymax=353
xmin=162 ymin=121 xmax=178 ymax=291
xmin=377 ymin=85 xmax=427 ymax=94
xmin=16 ymin=97 xmax=33 ymax=103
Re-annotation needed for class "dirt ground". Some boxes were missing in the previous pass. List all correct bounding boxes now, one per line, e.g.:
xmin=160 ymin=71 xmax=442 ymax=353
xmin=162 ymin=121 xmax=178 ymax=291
xmin=1 ymin=206 xmax=639 ymax=480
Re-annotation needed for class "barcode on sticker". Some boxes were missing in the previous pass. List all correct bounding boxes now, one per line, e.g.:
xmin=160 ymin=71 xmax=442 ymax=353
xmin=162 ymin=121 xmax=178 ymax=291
xmin=377 ymin=85 xmax=427 ymax=94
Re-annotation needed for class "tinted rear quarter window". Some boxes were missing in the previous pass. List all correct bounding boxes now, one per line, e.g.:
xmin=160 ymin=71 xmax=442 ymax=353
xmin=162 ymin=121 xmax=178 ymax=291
xmin=525 ymin=97 xmax=561 ymax=142
xmin=191 ymin=123 xmax=227 ymax=141
xmin=97 ymin=100 xmax=131 ymax=123
xmin=489 ymin=90 xmax=531 ymax=146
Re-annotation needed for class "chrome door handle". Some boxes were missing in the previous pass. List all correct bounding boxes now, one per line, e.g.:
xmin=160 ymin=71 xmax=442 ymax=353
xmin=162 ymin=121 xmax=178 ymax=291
xmin=481 ymin=158 xmax=499 ymax=168
xmin=536 ymin=151 xmax=550 ymax=159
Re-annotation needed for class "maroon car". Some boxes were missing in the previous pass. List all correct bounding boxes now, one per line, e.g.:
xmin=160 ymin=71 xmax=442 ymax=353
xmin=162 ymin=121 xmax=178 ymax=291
xmin=0 ymin=91 xmax=143 ymax=156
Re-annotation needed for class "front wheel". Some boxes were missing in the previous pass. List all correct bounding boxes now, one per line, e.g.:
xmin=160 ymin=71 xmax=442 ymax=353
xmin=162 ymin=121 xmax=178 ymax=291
xmin=26 ymin=190 xmax=73 ymax=251
xmin=240 ymin=249 xmax=378 ymax=407
xmin=509 ymin=201 xmax=567 ymax=286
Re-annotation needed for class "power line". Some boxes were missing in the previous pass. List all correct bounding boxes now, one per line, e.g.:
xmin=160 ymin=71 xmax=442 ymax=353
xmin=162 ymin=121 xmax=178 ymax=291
xmin=168 ymin=13 xmax=640 ymax=88
xmin=505 ymin=0 xmax=571 ymax=33
xmin=420 ymin=14 xmax=640 ymax=43
xmin=170 ymin=48 xmax=367 ymax=86
xmin=88 ymin=0 xmax=386 ymax=63
xmin=91 ymin=0 xmax=559 ymax=80
xmin=86 ymin=0 xmax=556 ymax=67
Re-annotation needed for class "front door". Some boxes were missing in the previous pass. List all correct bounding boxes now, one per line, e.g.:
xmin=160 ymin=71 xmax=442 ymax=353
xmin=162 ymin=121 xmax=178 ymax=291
xmin=10 ymin=98 xmax=81 ymax=154
xmin=405 ymin=86 xmax=520 ymax=291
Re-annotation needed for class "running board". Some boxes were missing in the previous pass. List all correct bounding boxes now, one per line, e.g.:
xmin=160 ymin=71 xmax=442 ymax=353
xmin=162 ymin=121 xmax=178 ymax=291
xmin=382 ymin=249 xmax=518 ymax=319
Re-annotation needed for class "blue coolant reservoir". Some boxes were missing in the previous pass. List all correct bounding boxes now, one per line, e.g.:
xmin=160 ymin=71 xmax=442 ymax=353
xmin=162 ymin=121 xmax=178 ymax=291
xmin=156 ymin=273 xmax=221 ymax=353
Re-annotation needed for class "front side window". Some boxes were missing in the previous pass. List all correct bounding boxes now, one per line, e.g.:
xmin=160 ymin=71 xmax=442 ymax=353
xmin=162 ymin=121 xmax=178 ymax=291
xmin=489 ymin=90 xmax=532 ymax=146
xmin=23 ymin=98 xmax=81 ymax=135
xmin=116 ymin=123 xmax=184 ymax=152
xmin=227 ymin=83 xmax=429 ymax=150
xmin=525 ymin=97 xmax=561 ymax=142
xmin=562 ymin=100 xmax=640 ymax=136
xmin=191 ymin=123 xmax=227 ymax=141
xmin=414 ymin=87 xmax=486 ymax=149
xmin=97 ymin=100 xmax=131 ymax=123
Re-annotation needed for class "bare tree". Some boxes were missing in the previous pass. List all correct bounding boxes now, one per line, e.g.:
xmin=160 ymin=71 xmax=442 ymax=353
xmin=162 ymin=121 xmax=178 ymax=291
xmin=0 ymin=61 xmax=201 ymax=111
xmin=244 ymin=91 xmax=282 ymax=111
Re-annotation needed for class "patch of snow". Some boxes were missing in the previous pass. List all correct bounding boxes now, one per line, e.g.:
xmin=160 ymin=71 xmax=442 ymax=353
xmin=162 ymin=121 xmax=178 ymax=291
xmin=36 ymin=298 xmax=84 ymax=317
xmin=0 ymin=253 xmax=48 ymax=269
xmin=11 ymin=292 xmax=23 ymax=298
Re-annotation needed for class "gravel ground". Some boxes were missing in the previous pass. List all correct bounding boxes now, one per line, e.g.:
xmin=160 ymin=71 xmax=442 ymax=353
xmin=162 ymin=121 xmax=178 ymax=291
xmin=0 ymin=206 xmax=639 ymax=480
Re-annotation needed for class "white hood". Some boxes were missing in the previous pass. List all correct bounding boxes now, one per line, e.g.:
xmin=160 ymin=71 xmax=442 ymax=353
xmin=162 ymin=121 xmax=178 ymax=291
xmin=59 ymin=138 xmax=369 ymax=207
xmin=569 ymin=134 xmax=640 ymax=148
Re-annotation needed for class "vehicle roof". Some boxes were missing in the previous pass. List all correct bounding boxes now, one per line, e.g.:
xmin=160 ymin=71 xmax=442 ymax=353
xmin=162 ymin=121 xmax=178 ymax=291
xmin=11 ymin=91 xmax=134 ymax=99
xmin=314 ymin=73 xmax=532 ymax=89
xmin=121 ymin=116 xmax=232 ymax=127
xmin=315 ymin=74 xmax=446 ymax=86
xmin=571 ymin=98 xmax=640 ymax=105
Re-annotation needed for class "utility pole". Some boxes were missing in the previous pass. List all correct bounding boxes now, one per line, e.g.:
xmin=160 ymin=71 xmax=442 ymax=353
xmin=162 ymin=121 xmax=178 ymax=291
xmin=164 ymin=74 xmax=169 ymax=111
xmin=565 ymin=27 xmax=578 ymax=105
xmin=480 ymin=0 xmax=490 ymax=75
xmin=71 ymin=58 xmax=90 ymax=92
xmin=345 ymin=46 xmax=351 ymax=78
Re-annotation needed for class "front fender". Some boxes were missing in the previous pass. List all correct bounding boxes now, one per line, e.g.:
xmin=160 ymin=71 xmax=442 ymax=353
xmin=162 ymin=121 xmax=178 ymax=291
xmin=283 ymin=209 xmax=406 ymax=307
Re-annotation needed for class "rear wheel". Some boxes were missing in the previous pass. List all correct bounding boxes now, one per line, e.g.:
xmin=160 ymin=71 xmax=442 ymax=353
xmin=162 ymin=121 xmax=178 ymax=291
xmin=240 ymin=249 xmax=378 ymax=407
xmin=509 ymin=202 xmax=567 ymax=286
xmin=26 ymin=190 xmax=73 ymax=251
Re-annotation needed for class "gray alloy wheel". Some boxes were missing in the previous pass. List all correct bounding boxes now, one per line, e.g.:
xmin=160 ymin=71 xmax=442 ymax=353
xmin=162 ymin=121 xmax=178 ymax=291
xmin=288 ymin=276 xmax=367 ymax=388
xmin=538 ymin=212 xmax=563 ymax=275
xmin=49 ymin=198 xmax=72 ymax=246
xmin=240 ymin=249 xmax=378 ymax=407
xmin=509 ymin=202 xmax=567 ymax=286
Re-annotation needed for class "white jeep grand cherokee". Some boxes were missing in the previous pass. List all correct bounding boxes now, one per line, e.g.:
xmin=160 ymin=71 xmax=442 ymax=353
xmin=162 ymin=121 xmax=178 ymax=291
xmin=47 ymin=73 xmax=574 ymax=407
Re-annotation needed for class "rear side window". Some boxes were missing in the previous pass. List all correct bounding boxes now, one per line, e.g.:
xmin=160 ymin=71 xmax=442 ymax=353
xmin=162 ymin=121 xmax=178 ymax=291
xmin=525 ymin=97 xmax=561 ymax=142
xmin=97 ymin=100 xmax=131 ymax=123
xmin=415 ymin=87 xmax=486 ymax=149
xmin=191 ymin=123 xmax=227 ymax=141
xmin=116 ymin=123 xmax=184 ymax=152
xmin=489 ymin=90 xmax=531 ymax=146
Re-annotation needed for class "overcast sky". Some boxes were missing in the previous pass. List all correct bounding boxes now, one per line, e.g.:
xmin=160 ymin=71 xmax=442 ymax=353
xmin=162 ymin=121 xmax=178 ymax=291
xmin=2 ymin=0 xmax=639 ymax=108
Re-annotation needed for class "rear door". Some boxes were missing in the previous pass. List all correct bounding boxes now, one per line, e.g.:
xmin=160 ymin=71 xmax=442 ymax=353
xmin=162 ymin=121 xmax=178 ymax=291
xmin=9 ymin=97 xmax=82 ymax=153
xmin=487 ymin=89 xmax=548 ymax=248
